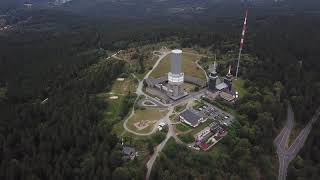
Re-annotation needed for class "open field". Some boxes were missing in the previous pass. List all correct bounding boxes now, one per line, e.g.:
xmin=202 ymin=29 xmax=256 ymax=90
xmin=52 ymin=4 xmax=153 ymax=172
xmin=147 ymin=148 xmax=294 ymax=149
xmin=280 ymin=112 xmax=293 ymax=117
xmin=126 ymin=108 xmax=168 ymax=134
xmin=174 ymin=103 xmax=187 ymax=113
xmin=97 ymin=77 xmax=137 ymax=121
xmin=110 ymin=77 xmax=137 ymax=95
xmin=150 ymin=53 xmax=206 ymax=80
xmin=169 ymin=114 xmax=179 ymax=123
xmin=175 ymin=123 xmax=192 ymax=133
xmin=112 ymin=119 xmax=126 ymax=136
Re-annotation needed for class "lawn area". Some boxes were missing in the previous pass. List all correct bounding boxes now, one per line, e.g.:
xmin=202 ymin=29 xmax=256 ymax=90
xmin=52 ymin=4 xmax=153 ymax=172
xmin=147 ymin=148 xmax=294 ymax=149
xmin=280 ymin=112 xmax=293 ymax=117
xmin=170 ymin=114 xmax=179 ymax=123
xmin=189 ymin=119 xmax=215 ymax=136
xmin=175 ymin=123 xmax=192 ymax=133
xmin=183 ymin=83 xmax=198 ymax=93
xmin=97 ymin=77 xmax=138 ymax=121
xmin=232 ymin=78 xmax=247 ymax=97
xmin=150 ymin=53 xmax=206 ymax=80
xmin=126 ymin=108 xmax=168 ymax=134
xmin=174 ymin=103 xmax=187 ymax=113
xmin=109 ymin=77 xmax=137 ymax=95
xmin=178 ymin=133 xmax=194 ymax=144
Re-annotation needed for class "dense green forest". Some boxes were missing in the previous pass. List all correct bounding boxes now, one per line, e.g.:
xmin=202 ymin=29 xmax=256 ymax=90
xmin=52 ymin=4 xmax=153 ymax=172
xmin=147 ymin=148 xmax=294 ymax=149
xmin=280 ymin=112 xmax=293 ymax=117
xmin=288 ymin=120 xmax=320 ymax=180
xmin=0 ymin=10 xmax=130 ymax=179
xmin=0 ymin=1 xmax=320 ymax=180
xmin=150 ymin=12 xmax=320 ymax=180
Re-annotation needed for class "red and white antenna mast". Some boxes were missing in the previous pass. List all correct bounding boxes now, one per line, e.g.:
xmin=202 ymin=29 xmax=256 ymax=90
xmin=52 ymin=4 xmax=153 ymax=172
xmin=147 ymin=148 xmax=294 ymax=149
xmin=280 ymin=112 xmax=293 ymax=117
xmin=235 ymin=10 xmax=248 ymax=79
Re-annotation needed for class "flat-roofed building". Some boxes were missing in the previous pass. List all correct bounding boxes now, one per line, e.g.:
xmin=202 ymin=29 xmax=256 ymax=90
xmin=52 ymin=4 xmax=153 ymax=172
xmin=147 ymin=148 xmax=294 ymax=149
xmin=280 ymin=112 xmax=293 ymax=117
xmin=179 ymin=109 xmax=203 ymax=127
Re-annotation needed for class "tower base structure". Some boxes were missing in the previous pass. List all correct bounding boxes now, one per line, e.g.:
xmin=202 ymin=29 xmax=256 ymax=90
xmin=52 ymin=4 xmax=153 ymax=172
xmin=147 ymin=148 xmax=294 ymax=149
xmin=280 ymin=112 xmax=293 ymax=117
xmin=167 ymin=72 xmax=188 ymax=100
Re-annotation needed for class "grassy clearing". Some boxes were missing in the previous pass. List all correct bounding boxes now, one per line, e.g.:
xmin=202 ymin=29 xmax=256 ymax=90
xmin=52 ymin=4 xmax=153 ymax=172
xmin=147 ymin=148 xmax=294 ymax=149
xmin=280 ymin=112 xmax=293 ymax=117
xmin=110 ymin=77 xmax=137 ymax=95
xmin=174 ymin=103 xmax=187 ymax=113
xmin=232 ymin=78 xmax=247 ymax=97
xmin=112 ymin=119 xmax=126 ymax=136
xmin=150 ymin=53 xmax=206 ymax=80
xmin=126 ymin=108 xmax=168 ymax=134
xmin=97 ymin=77 xmax=137 ymax=120
xmin=183 ymin=83 xmax=198 ymax=93
xmin=170 ymin=114 xmax=179 ymax=123
xmin=175 ymin=123 xmax=192 ymax=132
xmin=178 ymin=134 xmax=194 ymax=144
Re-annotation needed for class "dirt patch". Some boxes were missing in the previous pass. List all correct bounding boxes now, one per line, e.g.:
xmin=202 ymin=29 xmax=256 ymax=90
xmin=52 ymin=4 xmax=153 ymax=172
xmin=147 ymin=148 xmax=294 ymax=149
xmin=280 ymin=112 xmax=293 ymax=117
xmin=134 ymin=120 xmax=157 ymax=130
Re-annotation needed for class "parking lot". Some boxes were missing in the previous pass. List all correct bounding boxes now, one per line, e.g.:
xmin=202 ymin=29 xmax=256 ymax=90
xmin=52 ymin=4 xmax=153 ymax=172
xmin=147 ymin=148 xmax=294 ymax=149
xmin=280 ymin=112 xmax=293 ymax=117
xmin=194 ymin=101 xmax=234 ymax=126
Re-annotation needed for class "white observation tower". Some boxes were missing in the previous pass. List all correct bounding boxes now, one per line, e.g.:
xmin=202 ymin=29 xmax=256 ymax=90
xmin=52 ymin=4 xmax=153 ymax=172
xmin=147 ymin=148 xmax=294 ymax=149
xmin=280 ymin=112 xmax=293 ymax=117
xmin=168 ymin=49 xmax=185 ymax=98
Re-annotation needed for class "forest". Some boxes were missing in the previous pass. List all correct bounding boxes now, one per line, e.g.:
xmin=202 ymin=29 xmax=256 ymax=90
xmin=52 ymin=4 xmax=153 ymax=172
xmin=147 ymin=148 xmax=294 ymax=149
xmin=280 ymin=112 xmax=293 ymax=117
xmin=0 ymin=1 xmax=320 ymax=180
xmin=150 ymin=10 xmax=320 ymax=180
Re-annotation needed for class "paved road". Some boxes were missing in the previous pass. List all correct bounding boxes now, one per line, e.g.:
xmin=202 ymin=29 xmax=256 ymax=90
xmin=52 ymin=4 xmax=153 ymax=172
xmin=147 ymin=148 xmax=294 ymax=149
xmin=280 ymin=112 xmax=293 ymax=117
xmin=123 ymin=50 xmax=170 ymax=136
xmin=145 ymin=107 xmax=183 ymax=180
xmin=274 ymin=105 xmax=320 ymax=180
xmin=106 ymin=50 xmax=123 ymax=60
xmin=286 ymin=107 xmax=320 ymax=156
xmin=274 ymin=104 xmax=295 ymax=180
xmin=120 ymin=48 xmax=206 ymax=179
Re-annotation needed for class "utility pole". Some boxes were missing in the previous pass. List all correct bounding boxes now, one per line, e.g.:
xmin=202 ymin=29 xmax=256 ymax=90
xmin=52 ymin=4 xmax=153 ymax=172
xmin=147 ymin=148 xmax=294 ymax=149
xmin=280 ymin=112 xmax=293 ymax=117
xmin=235 ymin=10 xmax=248 ymax=79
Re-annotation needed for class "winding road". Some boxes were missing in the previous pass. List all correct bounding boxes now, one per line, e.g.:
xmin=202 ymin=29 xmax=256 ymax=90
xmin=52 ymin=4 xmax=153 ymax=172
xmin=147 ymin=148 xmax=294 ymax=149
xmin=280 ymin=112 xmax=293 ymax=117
xmin=119 ymin=48 xmax=209 ymax=179
xmin=123 ymin=50 xmax=171 ymax=136
xmin=274 ymin=104 xmax=320 ymax=180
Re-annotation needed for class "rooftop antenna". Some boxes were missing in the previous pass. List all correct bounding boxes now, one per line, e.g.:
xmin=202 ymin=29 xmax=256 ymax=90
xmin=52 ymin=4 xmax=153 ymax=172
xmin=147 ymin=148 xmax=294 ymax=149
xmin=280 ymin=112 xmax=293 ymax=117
xmin=235 ymin=10 xmax=248 ymax=79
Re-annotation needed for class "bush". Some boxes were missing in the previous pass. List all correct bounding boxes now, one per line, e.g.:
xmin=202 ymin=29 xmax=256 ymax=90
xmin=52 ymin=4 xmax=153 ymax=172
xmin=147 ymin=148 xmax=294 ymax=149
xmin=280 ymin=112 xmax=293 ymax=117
xmin=151 ymin=131 xmax=166 ymax=145
xmin=176 ymin=123 xmax=191 ymax=132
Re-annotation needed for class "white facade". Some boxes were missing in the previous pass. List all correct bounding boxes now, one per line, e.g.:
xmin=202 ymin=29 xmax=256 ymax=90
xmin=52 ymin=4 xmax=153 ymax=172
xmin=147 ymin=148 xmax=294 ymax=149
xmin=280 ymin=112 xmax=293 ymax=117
xmin=168 ymin=72 xmax=184 ymax=84
xmin=180 ymin=116 xmax=199 ymax=127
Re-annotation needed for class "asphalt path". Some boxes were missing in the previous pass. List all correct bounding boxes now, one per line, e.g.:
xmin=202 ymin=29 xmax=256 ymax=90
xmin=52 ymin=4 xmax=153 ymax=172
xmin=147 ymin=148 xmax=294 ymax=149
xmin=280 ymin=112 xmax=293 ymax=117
xmin=123 ymin=50 xmax=171 ymax=136
xmin=274 ymin=104 xmax=320 ymax=180
xmin=120 ymin=48 xmax=208 ymax=179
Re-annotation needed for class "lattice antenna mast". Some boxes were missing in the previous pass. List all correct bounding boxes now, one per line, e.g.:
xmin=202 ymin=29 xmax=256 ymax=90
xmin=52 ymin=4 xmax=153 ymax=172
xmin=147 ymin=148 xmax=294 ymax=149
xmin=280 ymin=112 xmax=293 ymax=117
xmin=235 ymin=10 xmax=248 ymax=79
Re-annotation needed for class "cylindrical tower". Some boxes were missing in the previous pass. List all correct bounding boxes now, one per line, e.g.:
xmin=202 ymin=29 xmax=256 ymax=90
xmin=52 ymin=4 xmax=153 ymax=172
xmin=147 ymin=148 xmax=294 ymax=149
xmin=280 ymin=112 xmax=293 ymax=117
xmin=170 ymin=49 xmax=182 ymax=74
xmin=168 ymin=49 xmax=184 ymax=97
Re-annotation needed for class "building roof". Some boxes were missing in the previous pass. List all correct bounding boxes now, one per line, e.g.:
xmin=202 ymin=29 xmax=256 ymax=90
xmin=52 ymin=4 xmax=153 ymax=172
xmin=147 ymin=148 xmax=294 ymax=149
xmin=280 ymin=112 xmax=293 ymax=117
xmin=198 ymin=142 xmax=209 ymax=150
xmin=180 ymin=109 xmax=202 ymax=126
xmin=122 ymin=147 xmax=136 ymax=156
xmin=145 ymin=77 xmax=157 ymax=87
xmin=216 ymin=82 xmax=228 ymax=90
